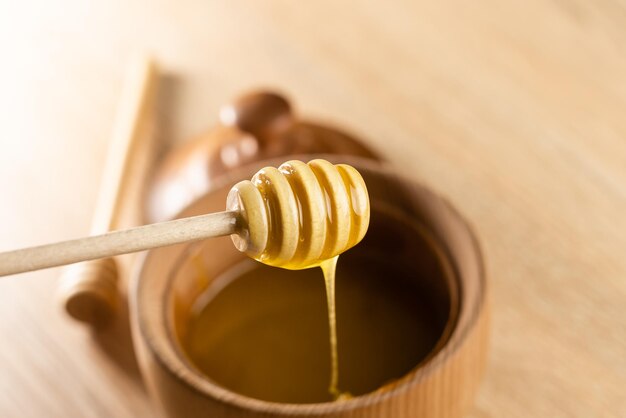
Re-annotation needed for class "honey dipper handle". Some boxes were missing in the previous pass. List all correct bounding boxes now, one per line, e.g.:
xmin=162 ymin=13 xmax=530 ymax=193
xmin=0 ymin=211 xmax=238 ymax=277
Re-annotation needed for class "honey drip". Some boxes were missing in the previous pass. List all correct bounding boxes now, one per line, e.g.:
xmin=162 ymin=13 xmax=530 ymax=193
xmin=320 ymin=256 xmax=350 ymax=400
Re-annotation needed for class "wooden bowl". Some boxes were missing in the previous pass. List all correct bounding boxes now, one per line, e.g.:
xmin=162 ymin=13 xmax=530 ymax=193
xmin=130 ymin=156 xmax=489 ymax=418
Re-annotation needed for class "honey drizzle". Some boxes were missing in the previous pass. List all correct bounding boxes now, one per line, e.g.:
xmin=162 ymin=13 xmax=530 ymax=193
xmin=320 ymin=256 xmax=341 ymax=399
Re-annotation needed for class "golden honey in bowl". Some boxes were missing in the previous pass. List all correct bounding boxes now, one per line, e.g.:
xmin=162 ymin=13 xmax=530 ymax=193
xmin=180 ymin=209 xmax=453 ymax=404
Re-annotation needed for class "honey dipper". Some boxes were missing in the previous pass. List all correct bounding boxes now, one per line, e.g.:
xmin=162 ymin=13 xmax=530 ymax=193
xmin=0 ymin=159 xmax=369 ymax=277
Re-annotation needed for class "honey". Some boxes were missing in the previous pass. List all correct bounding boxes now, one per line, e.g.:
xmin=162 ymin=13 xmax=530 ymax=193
xmin=181 ymin=208 xmax=452 ymax=404
xmin=319 ymin=256 xmax=343 ymax=399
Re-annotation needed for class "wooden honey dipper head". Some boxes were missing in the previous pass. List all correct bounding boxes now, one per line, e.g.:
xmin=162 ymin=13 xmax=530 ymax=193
xmin=227 ymin=159 xmax=370 ymax=269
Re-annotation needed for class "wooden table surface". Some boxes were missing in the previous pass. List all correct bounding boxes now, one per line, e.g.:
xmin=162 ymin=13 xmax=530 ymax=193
xmin=1 ymin=1 xmax=625 ymax=417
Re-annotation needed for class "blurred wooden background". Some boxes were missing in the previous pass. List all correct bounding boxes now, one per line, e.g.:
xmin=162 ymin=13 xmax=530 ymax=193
xmin=0 ymin=1 xmax=625 ymax=417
